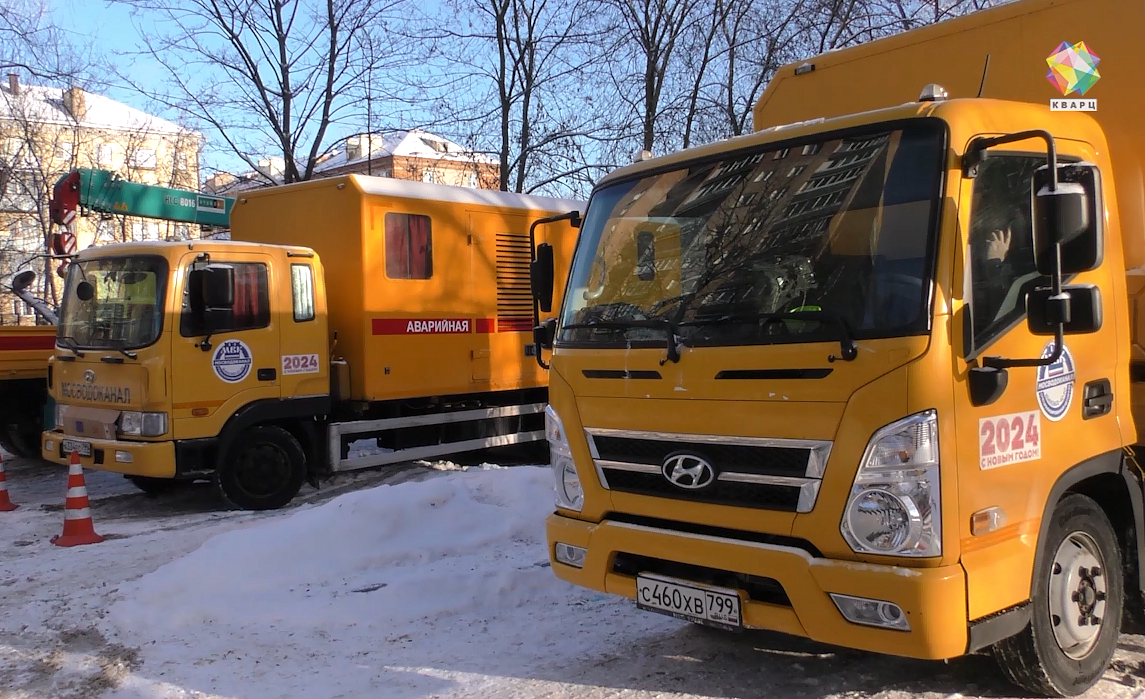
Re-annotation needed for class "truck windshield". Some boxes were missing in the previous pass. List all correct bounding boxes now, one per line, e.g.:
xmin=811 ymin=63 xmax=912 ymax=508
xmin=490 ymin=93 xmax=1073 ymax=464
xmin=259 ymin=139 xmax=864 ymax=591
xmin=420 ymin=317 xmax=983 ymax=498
xmin=58 ymin=256 xmax=168 ymax=350
xmin=558 ymin=122 xmax=945 ymax=349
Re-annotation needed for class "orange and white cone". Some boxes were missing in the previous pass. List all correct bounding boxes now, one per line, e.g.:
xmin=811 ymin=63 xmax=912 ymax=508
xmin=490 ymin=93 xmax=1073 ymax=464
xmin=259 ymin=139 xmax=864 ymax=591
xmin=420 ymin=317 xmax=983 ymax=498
xmin=51 ymin=450 xmax=104 ymax=547
xmin=0 ymin=455 xmax=17 ymax=512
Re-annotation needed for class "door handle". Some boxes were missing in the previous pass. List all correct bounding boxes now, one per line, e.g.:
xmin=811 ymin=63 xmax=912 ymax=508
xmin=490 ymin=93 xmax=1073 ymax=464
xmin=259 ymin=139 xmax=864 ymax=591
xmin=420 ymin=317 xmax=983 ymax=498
xmin=1082 ymin=379 xmax=1113 ymax=419
xmin=257 ymin=368 xmax=277 ymax=381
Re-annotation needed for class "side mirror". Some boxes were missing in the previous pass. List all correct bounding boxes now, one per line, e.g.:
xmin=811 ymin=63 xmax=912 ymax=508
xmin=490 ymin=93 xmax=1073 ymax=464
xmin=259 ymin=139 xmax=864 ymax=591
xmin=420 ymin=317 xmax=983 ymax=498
xmin=531 ymin=243 xmax=555 ymax=313
xmin=190 ymin=264 xmax=235 ymax=313
xmin=75 ymin=280 xmax=94 ymax=302
xmin=1032 ymin=164 xmax=1101 ymax=275
xmin=1027 ymin=284 xmax=1102 ymax=335
xmin=534 ymin=318 xmax=556 ymax=350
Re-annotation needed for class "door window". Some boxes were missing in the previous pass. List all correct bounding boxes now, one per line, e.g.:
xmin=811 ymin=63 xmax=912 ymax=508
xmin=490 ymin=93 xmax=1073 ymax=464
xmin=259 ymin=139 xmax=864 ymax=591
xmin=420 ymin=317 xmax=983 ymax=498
xmin=180 ymin=262 xmax=270 ymax=336
xmin=967 ymin=155 xmax=1050 ymax=350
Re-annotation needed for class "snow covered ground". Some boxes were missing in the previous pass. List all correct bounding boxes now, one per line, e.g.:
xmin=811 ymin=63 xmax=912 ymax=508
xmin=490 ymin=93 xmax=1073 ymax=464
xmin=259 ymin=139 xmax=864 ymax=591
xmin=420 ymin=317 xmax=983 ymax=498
xmin=3 ymin=450 xmax=1145 ymax=699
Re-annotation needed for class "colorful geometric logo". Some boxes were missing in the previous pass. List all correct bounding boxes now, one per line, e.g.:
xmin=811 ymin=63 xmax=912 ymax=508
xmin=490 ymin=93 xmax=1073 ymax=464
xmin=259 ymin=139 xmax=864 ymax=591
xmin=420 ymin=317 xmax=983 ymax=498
xmin=1045 ymin=41 xmax=1101 ymax=96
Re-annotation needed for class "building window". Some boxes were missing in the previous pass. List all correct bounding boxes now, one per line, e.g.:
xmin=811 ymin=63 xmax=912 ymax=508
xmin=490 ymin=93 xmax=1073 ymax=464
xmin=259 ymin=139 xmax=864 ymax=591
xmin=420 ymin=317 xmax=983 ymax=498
xmin=802 ymin=143 xmax=821 ymax=156
xmin=56 ymin=141 xmax=73 ymax=163
xmin=291 ymin=264 xmax=315 ymax=321
xmin=97 ymin=143 xmax=114 ymax=166
xmin=466 ymin=172 xmax=478 ymax=188
xmin=175 ymin=151 xmax=190 ymax=172
xmin=1 ymin=138 xmax=20 ymax=157
xmin=385 ymin=213 xmax=432 ymax=279
xmin=180 ymin=262 xmax=270 ymax=336
xmin=773 ymin=148 xmax=789 ymax=160
xmin=130 ymin=148 xmax=157 ymax=170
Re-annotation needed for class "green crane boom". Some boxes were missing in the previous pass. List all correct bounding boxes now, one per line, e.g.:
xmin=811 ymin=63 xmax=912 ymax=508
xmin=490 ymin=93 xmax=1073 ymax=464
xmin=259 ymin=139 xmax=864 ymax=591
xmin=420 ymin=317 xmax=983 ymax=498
xmin=49 ymin=167 xmax=234 ymax=229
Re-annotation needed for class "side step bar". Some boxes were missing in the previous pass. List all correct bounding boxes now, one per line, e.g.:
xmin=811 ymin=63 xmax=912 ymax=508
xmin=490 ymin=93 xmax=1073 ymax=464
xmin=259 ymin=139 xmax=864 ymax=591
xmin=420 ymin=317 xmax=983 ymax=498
xmin=327 ymin=402 xmax=546 ymax=472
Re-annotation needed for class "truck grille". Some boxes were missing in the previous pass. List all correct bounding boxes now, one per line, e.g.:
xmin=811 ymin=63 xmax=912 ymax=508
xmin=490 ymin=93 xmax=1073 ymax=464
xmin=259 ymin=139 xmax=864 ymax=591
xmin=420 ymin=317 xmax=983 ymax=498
xmin=585 ymin=428 xmax=831 ymax=513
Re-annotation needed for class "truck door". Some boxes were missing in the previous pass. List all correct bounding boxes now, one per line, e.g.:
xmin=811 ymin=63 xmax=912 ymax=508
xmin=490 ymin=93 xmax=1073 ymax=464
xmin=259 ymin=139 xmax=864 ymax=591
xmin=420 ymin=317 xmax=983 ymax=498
xmin=170 ymin=252 xmax=281 ymax=439
xmin=952 ymin=140 xmax=1122 ymax=621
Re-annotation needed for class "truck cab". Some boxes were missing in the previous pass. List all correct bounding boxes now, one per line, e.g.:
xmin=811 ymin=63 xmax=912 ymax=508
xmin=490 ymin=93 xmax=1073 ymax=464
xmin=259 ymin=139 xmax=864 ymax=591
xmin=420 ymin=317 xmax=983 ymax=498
xmin=539 ymin=95 xmax=1139 ymax=696
xmin=42 ymin=240 xmax=329 ymax=508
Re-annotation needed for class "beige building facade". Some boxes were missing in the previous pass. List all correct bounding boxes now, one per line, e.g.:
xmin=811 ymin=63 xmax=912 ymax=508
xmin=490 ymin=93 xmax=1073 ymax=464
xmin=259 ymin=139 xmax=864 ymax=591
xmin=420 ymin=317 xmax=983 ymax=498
xmin=0 ymin=74 xmax=204 ymax=324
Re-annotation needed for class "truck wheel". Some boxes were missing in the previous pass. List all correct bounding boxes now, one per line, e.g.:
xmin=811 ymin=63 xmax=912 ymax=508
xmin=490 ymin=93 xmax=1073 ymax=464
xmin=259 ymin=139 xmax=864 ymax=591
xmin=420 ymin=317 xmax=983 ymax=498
xmin=214 ymin=425 xmax=306 ymax=511
xmin=993 ymin=493 xmax=1123 ymax=697
xmin=2 ymin=424 xmax=42 ymax=459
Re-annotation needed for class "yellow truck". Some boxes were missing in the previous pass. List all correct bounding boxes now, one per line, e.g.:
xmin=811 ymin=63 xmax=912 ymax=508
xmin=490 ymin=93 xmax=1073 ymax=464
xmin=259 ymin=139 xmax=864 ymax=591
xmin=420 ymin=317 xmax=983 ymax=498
xmin=40 ymin=174 xmax=582 ymax=509
xmin=530 ymin=0 xmax=1145 ymax=694
xmin=0 ymin=271 xmax=56 ymax=458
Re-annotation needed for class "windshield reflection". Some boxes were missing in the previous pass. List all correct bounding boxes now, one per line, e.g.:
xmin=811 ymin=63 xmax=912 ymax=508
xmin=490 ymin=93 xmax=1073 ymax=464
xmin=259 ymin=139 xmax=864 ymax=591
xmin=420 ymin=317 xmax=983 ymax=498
xmin=58 ymin=256 xmax=168 ymax=350
xmin=558 ymin=122 xmax=945 ymax=348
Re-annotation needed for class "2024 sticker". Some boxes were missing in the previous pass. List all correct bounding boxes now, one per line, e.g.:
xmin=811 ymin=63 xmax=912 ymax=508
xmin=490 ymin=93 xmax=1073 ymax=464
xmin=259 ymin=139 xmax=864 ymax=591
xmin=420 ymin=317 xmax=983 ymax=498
xmin=282 ymin=354 xmax=320 ymax=375
xmin=979 ymin=411 xmax=1041 ymax=470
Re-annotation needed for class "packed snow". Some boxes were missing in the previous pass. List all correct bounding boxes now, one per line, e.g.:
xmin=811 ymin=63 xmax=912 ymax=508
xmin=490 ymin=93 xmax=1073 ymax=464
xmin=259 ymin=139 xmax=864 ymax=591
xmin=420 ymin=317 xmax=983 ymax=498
xmin=5 ymin=452 xmax=1145 ymax=699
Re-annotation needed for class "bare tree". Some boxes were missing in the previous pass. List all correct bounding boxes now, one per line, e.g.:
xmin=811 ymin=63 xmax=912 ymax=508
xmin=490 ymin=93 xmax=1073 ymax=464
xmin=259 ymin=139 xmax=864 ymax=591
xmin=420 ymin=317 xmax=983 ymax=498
xmin=421 ymin=0 xmax=611 ymax=196
xmin=602 ymin=0 xmax=703 ymax=156
xmin=111 ymin=0 xmax=418 ymax=185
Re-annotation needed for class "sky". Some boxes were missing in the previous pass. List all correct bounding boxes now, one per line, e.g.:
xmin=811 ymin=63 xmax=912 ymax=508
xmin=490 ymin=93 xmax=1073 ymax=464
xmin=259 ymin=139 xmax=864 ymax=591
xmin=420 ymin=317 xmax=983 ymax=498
xmin=44 ymin=0 xmax=444 ymax=181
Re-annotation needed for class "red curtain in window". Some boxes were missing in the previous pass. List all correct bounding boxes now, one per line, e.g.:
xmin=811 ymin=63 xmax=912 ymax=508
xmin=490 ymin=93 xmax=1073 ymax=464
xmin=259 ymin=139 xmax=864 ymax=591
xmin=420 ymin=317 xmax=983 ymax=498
xmin=233 ymin=264 xmax=260 ymax=324
xmin=408 ymin=215 xmax=431 ymax=278
xmin=385 ymin=214 xmax=411 ymax=278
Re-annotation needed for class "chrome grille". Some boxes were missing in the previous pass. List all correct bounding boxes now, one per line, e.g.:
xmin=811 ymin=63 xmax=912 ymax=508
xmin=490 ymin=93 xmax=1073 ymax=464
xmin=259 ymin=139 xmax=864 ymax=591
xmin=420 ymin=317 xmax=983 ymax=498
xmin=585 ymin=428 xmax=832 ymax=513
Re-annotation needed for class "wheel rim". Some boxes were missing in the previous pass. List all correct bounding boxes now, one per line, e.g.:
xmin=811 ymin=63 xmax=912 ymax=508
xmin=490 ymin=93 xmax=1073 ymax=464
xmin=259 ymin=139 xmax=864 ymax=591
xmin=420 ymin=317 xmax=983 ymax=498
xmin=1047 ymin=530 xmax=1108 ymax=659
xmin=232 ymin=442 xmax=291 ymax=499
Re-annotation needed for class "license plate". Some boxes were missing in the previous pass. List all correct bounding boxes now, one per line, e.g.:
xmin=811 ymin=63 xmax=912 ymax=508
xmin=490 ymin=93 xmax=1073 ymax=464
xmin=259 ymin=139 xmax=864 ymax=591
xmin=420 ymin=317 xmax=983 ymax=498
xmin=60 ymin=438 xmax=91 ymax=457
xmin=636 ymin=573 xmax=742 ymax=630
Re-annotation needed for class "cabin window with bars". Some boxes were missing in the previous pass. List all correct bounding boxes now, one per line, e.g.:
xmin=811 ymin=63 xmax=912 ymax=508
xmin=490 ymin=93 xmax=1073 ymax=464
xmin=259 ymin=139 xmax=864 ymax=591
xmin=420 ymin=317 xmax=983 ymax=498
xmin=180 ymin=262 xmax=270 ymax=337
xmin=291 ymin=264 xmax=315 ymax=322
xmin=384 ymin=213 xmax=433 ymax=279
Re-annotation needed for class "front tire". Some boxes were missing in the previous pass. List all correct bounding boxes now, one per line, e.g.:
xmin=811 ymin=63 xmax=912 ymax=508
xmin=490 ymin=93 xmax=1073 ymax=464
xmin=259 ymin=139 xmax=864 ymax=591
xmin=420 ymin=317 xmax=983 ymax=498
xmin=214 ymin=425 xmax=306 ymax=511
xmin=993 ymin=493 xmax=1123 ymax=696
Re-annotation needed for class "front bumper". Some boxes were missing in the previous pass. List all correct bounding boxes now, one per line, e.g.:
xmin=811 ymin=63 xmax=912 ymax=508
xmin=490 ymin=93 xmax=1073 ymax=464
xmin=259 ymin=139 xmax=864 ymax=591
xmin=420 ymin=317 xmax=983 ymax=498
xmin=547 ymin=514 xmax=968 ymax=660
xmin=41 ymin=430 xmax=176 ymax=478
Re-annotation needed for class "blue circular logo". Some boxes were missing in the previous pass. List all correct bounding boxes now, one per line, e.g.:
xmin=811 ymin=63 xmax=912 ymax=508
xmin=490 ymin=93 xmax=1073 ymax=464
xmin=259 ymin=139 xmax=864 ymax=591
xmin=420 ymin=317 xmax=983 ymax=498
xmin=1035 ymin=341 xmax=1075 ymax=422
xmin=212 ymin=339 xmax=253 ymax=383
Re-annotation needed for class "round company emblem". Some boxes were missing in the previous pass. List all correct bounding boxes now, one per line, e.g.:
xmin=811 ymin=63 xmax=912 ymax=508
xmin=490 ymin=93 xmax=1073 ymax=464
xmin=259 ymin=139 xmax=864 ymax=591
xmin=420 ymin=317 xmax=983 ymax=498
xmin=82 ymin=369 xmax=95 ymax=384
xmin=662 ymin=453 xmax=717 ymax=490
xmin=1035 ymin=341 xmax=1075 ymax=422
xmin=212 ymin=339 xmax=253 ymax=383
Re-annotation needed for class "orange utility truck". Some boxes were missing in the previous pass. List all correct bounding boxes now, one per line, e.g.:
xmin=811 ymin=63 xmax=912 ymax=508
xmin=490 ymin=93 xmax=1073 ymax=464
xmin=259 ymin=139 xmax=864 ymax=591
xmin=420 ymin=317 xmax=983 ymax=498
xmin=530 ymin=0 xmax=1145 ymax=695
xmin=41 ymin=175 xmax=582 ymax=508
xmin=0 ymin=271 xmax=55 ymax=458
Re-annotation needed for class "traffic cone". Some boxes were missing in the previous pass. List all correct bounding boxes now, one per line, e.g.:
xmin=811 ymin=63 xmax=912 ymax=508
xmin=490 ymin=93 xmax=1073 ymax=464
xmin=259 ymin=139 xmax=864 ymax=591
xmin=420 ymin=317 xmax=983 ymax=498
xmin=51 ymin=450 xmax=104 ymax=547
xmin=0 ymin=455 xmax=17 ymax=512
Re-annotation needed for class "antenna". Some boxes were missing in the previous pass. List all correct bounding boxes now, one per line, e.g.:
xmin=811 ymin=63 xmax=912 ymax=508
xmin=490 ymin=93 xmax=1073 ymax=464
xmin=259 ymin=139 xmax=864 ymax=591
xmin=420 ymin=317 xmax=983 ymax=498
xmin=977 ymin=54 xmax=991 ymax=98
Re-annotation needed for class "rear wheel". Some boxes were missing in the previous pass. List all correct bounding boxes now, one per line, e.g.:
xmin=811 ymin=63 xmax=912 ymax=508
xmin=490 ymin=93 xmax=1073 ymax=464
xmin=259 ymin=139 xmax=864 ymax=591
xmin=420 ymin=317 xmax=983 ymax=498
xmin=2 ymin=424 xmax=42 ymax=459
xmin=214 ymin=425 xmax=306 ymax=510
xmin=993 ymin=493 xmax=1123 ymax=696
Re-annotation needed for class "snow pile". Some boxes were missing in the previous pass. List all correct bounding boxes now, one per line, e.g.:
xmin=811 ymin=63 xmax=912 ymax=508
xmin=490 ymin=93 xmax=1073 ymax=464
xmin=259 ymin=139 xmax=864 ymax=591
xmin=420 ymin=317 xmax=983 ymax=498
xmin=110 ymin=465 xmax=559 ymax=634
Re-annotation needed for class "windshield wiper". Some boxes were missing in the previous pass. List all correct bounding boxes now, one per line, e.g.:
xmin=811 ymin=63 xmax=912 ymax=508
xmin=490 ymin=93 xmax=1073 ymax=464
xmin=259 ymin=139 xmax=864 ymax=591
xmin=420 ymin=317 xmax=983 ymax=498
xmin=681 ymin=310 xmax=858 ymax=363
xmin=112 ymin=345 xmax=138 ymax=360
xmin=58 ymin=335 xmax=85 ymax=358
xmin=562 ymin=318 xmax=684 ymax=364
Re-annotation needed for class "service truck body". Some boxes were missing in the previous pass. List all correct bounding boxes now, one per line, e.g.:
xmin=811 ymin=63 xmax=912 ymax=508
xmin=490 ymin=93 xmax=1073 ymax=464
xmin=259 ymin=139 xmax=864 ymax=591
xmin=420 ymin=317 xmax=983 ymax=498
xmin=538 ymin=0 xmax=1145 ymax=695
xmin=41 ymin=175 xmax=582 ymax=508
xmin=0 ymin=325 xmax=55 ymax=457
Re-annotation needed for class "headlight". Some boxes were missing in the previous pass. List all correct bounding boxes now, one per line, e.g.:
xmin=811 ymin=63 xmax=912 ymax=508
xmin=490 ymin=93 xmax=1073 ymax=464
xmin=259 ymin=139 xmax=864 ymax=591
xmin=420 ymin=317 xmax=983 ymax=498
xmin=545 ymin=405 xmax=583 ymax=511
xmin=840 ymin=410 xmax=940 ymax=557
xmin=119 ymin=411 xmax=168 ymax=437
